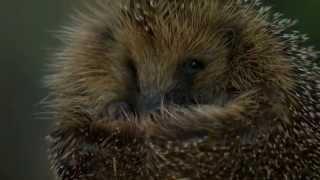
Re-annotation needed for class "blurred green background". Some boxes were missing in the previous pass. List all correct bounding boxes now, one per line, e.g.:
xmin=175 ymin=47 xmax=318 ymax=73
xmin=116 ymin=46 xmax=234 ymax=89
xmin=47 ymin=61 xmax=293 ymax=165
xmin=0 ymin=1 xmax=319 ymax=180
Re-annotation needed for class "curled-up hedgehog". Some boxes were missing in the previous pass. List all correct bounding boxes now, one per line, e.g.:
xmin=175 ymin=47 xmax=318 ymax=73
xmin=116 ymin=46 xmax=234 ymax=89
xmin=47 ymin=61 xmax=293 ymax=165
xmin=45 ymin=0 xmax=320 ymax=179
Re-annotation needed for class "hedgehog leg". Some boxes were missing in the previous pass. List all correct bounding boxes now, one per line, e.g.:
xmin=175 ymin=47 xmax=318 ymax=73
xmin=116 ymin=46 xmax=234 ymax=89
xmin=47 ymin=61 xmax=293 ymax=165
xmin=142 ymin=90 xmax=279 ymax=144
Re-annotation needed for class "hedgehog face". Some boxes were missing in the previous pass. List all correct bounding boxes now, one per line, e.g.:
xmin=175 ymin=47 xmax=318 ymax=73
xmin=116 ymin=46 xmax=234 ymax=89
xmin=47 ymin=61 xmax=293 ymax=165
xmin=100 ymin=2 xmax=244 ymax=118
xmin=109 ymin=56 xmax=229 ymax=116
xmin=108 ymin=28 xmax=233 ymax=117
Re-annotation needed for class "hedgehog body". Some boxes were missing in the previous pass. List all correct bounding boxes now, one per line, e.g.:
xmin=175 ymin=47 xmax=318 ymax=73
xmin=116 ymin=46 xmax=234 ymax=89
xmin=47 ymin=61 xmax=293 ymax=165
xmin=46 ymin=0 xmax=320 ymax=179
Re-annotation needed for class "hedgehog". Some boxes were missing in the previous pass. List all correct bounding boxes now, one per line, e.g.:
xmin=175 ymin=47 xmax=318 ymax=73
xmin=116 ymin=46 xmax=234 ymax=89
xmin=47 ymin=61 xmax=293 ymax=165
xmin=45 ymin=0 xmax=320 ymax=179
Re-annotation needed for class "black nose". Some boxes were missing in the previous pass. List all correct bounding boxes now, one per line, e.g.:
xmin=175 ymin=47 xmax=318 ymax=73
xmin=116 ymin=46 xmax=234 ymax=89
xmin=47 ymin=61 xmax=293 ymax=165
xmin=137 ymin=94 xmax=162 ymax=113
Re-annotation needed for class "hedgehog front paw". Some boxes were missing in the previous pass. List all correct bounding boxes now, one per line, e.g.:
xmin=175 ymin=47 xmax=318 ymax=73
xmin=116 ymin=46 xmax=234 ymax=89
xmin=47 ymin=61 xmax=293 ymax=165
xmin=100 ymin=101 xmax=135 ymax=121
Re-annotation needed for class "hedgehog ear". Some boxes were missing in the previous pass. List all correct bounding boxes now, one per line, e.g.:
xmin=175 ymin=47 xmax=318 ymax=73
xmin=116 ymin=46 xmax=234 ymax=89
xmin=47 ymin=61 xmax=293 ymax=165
xmin=222 ymin=28 xmax=242 ymax=61
xmin=223 ymin=28 xmax=240 ymax=49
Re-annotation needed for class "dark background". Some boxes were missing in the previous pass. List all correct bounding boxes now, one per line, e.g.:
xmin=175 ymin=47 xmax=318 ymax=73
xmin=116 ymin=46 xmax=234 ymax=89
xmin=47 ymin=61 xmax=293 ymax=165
xmin=1 ymin=1 xmax=319 ymax=180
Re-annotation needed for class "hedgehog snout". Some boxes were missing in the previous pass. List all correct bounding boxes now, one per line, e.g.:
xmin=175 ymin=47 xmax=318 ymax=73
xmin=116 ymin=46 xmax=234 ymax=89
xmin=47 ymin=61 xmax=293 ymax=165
xmin=136 ymin=93 xmax=162 ymax=114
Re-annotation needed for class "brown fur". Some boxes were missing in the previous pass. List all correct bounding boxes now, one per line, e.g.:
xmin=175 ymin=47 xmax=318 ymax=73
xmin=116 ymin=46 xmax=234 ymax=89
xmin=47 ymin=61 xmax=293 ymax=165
xmin=46 ymin=0 xmax=320 ymax=179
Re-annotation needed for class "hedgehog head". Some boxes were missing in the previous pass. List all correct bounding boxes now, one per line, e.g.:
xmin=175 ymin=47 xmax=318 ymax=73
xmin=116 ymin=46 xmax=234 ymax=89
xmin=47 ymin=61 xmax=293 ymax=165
xmin=52 ymin=0 xmax=291 ymax=122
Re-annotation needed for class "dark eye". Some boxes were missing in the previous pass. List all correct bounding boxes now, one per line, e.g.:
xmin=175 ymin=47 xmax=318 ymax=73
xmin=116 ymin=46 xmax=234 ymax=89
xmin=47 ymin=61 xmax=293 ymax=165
xmin=184 ymin=59 xmax=205 ymax=75
xmin=127 ymin=60 xmax=136 ymax=72
xmin=126 ymin=59 xmax=140 ymax=91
